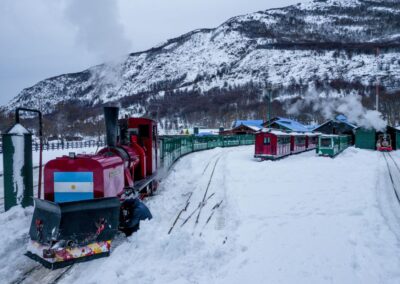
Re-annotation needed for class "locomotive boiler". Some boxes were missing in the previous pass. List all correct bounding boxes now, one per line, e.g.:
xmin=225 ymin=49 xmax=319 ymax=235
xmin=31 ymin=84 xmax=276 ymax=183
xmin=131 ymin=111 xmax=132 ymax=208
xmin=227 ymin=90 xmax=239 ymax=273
xmin=27 ymin=106 xmax=157 ymax=269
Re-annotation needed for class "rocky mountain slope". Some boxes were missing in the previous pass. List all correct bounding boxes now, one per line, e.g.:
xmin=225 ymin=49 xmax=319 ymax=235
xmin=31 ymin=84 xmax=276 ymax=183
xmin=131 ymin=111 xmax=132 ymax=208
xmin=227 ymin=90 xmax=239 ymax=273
xmin=3 ymin=0 xmax=400 ymax=133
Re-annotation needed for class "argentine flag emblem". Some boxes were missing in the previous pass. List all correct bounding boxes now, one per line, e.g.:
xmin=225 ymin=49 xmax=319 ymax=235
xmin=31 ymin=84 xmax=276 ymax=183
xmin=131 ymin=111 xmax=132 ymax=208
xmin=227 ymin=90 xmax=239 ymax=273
xmin=54 ymin=172 xmax=94 ymax=202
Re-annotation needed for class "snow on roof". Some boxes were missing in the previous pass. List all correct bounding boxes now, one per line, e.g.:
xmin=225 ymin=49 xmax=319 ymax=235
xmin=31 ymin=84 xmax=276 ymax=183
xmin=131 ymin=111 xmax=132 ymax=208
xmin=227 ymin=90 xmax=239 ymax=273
xmin=232 ymin=120 xmax=263 ymax=128
xmin=8 ymin=124 xmax=30 ymax=135
xmin=270 ymin=117 xmax=309 ymax=132
xmin=247 ymin=125 xmax=262 ymax=131
xmin=259 ymin=128 xmax=319 ymax=137
xmin=260 ymin=128 xmax=292 ymax=136
xmin=229 ymin=124 xmax=261 ymax=132
xmin=320 ymin=134 xmax=340 ymax=138
xmin=290 ymin=132 xmax=308 ymax=136
xmin=196 ymin=130 xmax=219 ymax=136
xmin=335 ymin=114 xmax=357 ymax=128
xmin=305 ymin=124 xmax=319 ymax=131
xmin=315 ymin=115 xmax=357 ymax=130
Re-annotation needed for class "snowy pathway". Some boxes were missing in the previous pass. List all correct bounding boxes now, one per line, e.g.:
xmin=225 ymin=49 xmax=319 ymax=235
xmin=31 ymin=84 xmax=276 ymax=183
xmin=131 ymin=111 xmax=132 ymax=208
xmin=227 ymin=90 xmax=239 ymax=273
xmin=1 ymin=146 xmax=400 ymax=283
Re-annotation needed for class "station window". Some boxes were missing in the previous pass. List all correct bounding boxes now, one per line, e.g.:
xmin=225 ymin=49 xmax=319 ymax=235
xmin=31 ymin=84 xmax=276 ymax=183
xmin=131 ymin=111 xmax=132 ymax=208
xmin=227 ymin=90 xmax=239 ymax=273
xmin=263 ymin=137 xmax=271 ymax=145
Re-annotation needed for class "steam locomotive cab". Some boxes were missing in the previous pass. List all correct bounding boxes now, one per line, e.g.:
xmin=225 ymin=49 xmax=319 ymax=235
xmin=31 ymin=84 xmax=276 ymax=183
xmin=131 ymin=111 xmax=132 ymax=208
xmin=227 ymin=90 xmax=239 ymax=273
xmin=377 ymin=133 xmax=392 ymax=152
xmin=119 ymin=117 xmax=158 ymax=178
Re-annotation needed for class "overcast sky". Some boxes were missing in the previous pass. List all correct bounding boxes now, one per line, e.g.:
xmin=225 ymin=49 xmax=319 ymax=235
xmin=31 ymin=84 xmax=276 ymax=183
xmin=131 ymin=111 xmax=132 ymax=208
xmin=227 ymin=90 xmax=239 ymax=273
xmin=0 ymin=0 xmax=303 ymax=106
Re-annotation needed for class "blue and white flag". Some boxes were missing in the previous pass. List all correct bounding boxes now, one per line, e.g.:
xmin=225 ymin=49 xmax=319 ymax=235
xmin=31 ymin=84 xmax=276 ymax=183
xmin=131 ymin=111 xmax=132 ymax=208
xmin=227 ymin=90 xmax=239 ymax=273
xmin=54 ymin=172 xmax=94 ymax=202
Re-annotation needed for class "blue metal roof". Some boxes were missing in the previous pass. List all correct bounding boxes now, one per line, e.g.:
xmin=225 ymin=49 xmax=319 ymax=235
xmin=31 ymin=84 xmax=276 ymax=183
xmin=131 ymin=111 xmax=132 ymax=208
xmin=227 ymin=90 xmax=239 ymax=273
xmin=334 ymin=114 xmax=357 ymax=128
xmin=232 ymin=120 xmax=264 ymax=128
xmin=271 ymin=117 xmax=309 ymax=132
xmin=305 ymin=124 xmax=319 ymax=131
xmin=335 ymin=114 xmax=347 ymax=122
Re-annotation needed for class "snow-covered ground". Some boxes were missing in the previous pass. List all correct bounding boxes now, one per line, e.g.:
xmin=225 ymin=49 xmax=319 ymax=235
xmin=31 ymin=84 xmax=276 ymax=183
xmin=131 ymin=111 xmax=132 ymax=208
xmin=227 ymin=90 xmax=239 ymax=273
xmin=1 ymin=146 xmax=400 ymax=283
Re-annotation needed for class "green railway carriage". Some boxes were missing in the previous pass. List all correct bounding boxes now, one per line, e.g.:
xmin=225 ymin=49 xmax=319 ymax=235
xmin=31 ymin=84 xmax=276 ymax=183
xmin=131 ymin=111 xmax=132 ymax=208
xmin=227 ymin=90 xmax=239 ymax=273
xmin=317 ymin=134 xmax=350 ymax=157
xmin=159 ymin=134 xmax=255 ymax=169
xmin=339 ymin=135 xmax=351 ymax=151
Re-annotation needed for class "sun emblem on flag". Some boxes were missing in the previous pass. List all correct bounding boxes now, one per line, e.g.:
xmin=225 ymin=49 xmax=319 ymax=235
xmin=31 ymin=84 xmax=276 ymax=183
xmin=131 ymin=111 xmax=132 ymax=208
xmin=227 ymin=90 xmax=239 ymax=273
xmin=71 ymin=184 xmax=76 ymax=190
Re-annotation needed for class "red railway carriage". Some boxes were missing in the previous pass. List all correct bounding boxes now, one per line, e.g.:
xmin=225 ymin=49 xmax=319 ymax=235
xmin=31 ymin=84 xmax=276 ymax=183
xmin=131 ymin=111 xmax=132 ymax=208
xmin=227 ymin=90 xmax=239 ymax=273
xmin=305 ymin=133 xmax=318 ymax=151
xmin=290 ymin=133 xmax=307 ymax=154
xmin=254 ymin=129 xmax=291 ymax=160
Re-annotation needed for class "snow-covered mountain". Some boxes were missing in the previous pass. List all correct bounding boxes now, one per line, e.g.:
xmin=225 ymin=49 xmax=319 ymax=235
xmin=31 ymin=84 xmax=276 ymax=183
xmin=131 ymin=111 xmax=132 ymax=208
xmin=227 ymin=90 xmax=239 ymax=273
xmin=3 ymin=0 xmax=400 ymax=127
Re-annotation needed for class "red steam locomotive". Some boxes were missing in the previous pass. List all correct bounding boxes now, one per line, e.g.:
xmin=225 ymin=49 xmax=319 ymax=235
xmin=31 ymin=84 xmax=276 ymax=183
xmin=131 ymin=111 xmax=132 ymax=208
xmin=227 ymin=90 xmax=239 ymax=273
xmin=27 ymin=106 xmax=157 ymax=268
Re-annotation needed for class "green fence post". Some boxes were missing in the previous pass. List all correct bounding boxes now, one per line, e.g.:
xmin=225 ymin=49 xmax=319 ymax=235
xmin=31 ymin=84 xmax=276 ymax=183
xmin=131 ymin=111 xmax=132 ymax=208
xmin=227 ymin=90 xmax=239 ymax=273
xmin=2 ymin=124 xmax=33 ymax=211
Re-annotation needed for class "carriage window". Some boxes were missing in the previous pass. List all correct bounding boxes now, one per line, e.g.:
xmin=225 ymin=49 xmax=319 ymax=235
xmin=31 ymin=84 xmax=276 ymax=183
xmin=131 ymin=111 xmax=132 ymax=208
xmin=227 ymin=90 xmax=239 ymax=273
xmin=321 ymin=138 xmax=331 ymax=147
xmin=263 ymin=137 xmax=270 ymax=145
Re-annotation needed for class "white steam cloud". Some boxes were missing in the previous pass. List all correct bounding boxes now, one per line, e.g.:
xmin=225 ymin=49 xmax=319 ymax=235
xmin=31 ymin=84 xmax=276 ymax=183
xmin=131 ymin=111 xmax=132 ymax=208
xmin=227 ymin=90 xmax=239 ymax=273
xmin=287 ymin=87 xmax=387 ymax=131
xmin=64 ymin=0 xmax=131 ymax=61
xmin=64 ymin=0 xmax=132 ymax=101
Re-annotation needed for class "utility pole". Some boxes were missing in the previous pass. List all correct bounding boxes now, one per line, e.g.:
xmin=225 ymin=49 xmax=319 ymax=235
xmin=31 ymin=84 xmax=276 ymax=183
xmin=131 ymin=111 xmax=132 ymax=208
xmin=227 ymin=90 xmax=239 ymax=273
xmin=376 ymin=47 xmax=380 ymax=111
xmin=263 ymin=84 xmax=272 ymax=125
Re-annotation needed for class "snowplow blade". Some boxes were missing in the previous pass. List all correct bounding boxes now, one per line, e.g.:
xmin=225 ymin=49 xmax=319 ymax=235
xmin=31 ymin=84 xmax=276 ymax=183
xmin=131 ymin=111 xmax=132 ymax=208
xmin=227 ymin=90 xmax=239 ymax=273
xmin=27 ymin=197 xmax=120 ymax=269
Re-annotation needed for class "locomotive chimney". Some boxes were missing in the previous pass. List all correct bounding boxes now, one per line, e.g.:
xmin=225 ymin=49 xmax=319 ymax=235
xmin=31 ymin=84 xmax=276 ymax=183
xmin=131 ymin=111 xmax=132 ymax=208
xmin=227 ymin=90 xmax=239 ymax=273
xmin=104 ymin=106 xmax=119 ymax=147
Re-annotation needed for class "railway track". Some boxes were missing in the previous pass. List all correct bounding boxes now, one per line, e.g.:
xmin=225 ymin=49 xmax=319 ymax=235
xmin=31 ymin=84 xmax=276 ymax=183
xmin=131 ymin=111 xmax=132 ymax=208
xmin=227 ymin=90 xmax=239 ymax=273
xmin=383 ymin=152 xmax=400 ymax=204
xmin=10 ymin=232 xmax=127 ymax=284
xmin=11 ymin=264 xmax=73 ymax=284
xmin=168 ymin=152 xmax=224 ymax=234
xmin=194 ymin=156 xmax=222 ymax=226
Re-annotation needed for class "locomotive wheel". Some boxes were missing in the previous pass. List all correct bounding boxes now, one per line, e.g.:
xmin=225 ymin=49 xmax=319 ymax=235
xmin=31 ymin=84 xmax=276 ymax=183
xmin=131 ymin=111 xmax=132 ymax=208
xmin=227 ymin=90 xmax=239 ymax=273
xmin=147 ymin=184 xmax=153 ymax=196
xmin=152 ymin=180 xmax=159 ymax=192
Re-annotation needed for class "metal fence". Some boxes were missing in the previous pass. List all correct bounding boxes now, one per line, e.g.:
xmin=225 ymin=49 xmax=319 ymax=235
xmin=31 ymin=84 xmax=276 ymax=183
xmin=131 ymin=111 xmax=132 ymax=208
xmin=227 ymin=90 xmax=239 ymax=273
xmin=159 ymin=134 xmax=255 ymax=170
xmin=0 ymin=140 xmax=105 ymax=154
